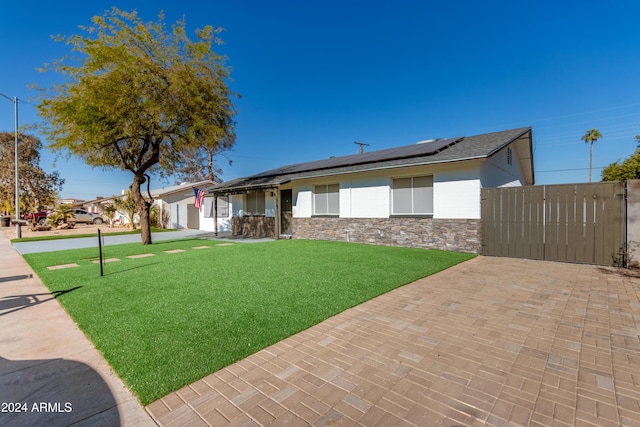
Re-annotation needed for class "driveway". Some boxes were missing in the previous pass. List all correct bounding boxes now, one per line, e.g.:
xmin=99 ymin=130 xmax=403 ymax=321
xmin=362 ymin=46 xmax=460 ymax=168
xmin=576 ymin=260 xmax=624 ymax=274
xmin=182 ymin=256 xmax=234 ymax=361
xmin=147 ymin=256 xmax=640 ymax=426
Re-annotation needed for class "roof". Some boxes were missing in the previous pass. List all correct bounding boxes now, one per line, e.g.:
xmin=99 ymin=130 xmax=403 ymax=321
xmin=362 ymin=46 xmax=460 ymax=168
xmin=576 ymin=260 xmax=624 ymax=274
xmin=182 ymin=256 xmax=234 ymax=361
xmin=214 ymin=127 xmax=533 ymax=194
xmin=82 ymin=180 xmax=217 ymax=206
xmin=150 ymin=180 xmax=216 ymax=198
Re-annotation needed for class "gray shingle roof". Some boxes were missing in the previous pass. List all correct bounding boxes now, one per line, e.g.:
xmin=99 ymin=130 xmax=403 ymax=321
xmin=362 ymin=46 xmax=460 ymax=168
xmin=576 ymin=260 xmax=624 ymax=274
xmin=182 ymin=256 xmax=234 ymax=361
xmin=215 ymin=127 xmax=531 ymax=194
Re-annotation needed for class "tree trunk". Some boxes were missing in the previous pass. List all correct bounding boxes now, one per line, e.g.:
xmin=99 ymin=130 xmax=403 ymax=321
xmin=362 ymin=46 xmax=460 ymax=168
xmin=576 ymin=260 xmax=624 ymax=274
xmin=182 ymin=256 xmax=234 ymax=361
xmin=589 ymin=142 xmax=593 ymax=182
xmin=131 ymin=174 xmax=152 ymax=245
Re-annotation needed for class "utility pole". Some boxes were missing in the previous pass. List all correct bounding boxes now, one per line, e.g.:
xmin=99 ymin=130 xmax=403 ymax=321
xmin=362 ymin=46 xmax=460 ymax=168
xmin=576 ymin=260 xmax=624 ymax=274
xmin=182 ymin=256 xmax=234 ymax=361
xmin=354 ymin=141 xmax=369 ymax=153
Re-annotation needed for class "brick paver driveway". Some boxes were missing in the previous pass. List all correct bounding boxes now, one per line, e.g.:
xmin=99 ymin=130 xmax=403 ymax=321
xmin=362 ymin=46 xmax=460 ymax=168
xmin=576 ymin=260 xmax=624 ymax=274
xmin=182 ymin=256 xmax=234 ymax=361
xmin=147 ymin=256 xmax=640 ymax=426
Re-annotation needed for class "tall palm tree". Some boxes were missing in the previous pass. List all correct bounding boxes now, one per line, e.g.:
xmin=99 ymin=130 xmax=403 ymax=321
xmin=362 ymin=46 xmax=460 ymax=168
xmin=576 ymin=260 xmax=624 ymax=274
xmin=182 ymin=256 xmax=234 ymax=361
xmin=581 ymin=128 xmax=602 ymax=182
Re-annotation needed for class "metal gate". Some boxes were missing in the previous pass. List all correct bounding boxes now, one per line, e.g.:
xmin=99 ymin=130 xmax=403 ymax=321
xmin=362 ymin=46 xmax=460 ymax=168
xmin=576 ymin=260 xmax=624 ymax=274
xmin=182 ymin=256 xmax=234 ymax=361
xmin=481 ymin=182 xmax=626 ymax=265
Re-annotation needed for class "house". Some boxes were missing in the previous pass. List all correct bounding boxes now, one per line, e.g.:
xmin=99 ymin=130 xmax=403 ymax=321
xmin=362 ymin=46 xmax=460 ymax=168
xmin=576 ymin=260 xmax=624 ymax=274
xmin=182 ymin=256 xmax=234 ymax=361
xmin=212 ymin=127 xmax=534 ymax=253
xmin=81 ymin=180 xmax=233 ymax=232
xmin=60 ymin=198 xmax=85 ymax=207
xmin=150 ymin=180 xmax=231 ymax=232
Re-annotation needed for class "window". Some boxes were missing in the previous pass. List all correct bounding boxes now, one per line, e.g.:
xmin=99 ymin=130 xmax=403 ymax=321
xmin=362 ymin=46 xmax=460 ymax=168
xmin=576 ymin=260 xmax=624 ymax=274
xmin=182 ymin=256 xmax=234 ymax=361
xmin=217 ymin=196 xmax=229 ymax=217
xmin=391 ymin=176 xmax=433 ymax=215
xmin=507 ymin=147 xmax=513 ymax=165
xmin=204 ymin=197 xmax=228 ymax=218
xmin=203 ymin=197 xmax=214 ymax=218
xmin=314 ymin=184 xmax=339 ymax=215
xmin=245 ymin=192 xmax=265 ymax=215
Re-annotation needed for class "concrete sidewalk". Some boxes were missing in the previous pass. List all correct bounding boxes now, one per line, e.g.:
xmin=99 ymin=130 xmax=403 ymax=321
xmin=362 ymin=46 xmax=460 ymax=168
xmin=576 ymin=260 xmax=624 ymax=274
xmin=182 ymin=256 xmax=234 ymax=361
xmin=147 ymin=257 xmax=640 ymax=426
xmin=0 ymin=229 xmax=156 ymax=426
xmin=12 ymin=229 xmax=218 ymax=254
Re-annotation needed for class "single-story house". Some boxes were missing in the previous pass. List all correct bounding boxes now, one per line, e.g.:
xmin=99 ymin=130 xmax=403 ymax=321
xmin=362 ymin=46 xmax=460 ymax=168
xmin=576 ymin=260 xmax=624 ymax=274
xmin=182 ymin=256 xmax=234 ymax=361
xmin=212 ymin=127 xmax=534 ymax=253
xmin=150 ymin=180 xmax=231 ymax=232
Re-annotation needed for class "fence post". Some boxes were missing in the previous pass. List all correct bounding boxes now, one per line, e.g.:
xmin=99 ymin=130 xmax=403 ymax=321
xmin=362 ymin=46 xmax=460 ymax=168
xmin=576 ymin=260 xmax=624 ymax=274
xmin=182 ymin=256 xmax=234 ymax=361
xmin=627 ymin=180 xmax=640 ymax=268
xmin=98 ymin=229 xmax=104 ymax=277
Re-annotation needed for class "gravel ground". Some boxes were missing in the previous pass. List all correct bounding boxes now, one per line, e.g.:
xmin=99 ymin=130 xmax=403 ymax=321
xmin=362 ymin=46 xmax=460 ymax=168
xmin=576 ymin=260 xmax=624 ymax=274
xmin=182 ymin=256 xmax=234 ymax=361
xmin=1 ymin=223 xmax=134 ymax=240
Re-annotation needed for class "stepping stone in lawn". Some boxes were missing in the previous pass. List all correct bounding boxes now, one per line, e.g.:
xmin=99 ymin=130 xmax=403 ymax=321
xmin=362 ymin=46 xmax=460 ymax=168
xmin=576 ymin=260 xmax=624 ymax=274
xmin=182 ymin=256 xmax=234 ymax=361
xmin=92 ymin=258 xmax=120 ymax=264
xmin=163 ymin=249 xmax=186 ymax=254
xmin=126 ymin=253 xmax=155 ymax=259
xmin=192 ymin=246 xmax=210 ymax=250
xmin=47 ymin=263 xmax=80 ymax=271
xmin=216 ymin=243 xmax=234 ymax=247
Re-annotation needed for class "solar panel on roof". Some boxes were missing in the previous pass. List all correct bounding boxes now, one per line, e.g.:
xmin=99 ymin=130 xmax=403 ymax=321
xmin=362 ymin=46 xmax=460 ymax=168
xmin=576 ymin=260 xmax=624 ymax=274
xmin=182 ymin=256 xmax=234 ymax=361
xmin=251 ymin=137 xmax=464 ymax=178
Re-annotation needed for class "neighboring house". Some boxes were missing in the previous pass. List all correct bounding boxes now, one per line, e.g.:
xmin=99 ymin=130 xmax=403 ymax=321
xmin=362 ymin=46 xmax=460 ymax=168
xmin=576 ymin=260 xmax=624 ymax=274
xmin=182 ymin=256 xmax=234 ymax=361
xmin=150 ymin=180 xmax=230 ymax=232
xmin=60 ymin=198 xmax=85 ymax=207
xmin=81 ymin=180 xmax=232 ymax=231
xmin=82 ymin=194 xmax=129 ymax=225
xmin=83 ymin=196 xmax=114 ymax=215
xmin=211 ymin=127 xmax=534 ymax=253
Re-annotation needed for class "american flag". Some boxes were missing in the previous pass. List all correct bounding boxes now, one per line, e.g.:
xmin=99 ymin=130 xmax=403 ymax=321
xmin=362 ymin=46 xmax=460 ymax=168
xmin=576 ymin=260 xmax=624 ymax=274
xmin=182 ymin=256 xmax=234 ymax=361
xmin=193 ymin=187 xmax=206 ymax=211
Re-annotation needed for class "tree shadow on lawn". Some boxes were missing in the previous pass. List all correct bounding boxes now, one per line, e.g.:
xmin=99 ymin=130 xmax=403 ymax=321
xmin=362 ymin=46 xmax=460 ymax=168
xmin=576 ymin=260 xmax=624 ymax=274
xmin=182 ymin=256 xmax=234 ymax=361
xmin=101 ymin=262 xmax=162 ymax=277
xmin=0 ymin=288 xmax=82 ymax=317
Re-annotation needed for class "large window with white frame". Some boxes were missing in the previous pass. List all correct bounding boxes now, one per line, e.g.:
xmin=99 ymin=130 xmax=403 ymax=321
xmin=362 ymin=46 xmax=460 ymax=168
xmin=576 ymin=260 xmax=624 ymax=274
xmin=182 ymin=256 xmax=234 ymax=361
xmin=244 ymin=192 xmax=265 ymax=216
xmin=391 ymin=176 xmax=433 ymax=215
xmin=313 ymin=184 xmax=339 ymax=216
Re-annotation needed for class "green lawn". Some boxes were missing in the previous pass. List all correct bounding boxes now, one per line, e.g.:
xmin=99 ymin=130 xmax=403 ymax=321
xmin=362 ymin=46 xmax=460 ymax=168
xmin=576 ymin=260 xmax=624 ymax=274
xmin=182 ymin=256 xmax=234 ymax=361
xmin=24 ymin=239 xmax=475 ymax=405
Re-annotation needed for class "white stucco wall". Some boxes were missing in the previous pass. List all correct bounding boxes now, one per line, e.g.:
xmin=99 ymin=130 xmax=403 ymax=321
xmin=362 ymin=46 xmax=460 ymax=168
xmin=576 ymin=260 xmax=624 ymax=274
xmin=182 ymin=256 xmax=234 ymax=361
xmin=292 ymin=166 xmax=486 ymax=220
xmin=481 ymin=143 xmax=526 ymax=188
xmin=172 ymin=203 xmax=188 ymax=229
xmin=293 ymin=185 xmax=313 ymax=217
xmin=199 ymin=207 xmax=231 ymax=232
xmin=433 ymin=171 xmax=481 ymax=219
xmin=341 ymin=177 xmax=390 ymax=218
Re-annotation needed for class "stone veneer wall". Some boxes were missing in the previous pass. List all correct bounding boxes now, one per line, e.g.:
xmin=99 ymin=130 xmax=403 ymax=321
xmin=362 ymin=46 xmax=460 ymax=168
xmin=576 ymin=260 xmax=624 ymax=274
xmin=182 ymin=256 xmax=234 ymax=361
xmin=292 ymin=217 xmax=482 ymax=253
xmin=232 ymin=216 xmax=275 ymax=238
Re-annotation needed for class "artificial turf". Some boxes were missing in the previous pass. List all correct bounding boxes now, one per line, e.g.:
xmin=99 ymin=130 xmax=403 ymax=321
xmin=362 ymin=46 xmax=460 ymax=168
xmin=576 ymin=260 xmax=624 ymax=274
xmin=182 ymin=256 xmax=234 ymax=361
xmin=24 ymin=238 xmax=475 ymax=405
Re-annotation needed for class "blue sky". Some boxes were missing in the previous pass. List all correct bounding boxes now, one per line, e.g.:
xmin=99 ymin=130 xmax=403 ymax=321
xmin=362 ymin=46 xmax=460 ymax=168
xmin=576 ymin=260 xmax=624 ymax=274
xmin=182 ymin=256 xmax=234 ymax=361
xmin=1 ymin=1 xmax=639 ymax=199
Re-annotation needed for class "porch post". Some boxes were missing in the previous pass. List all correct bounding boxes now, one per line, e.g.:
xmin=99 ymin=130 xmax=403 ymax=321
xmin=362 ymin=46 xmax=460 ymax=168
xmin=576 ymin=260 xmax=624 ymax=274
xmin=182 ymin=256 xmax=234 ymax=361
xmin=274 ymin=188 xmax=280 ymax=239
xmin=214 ymin=195 xmax=218 ymax=237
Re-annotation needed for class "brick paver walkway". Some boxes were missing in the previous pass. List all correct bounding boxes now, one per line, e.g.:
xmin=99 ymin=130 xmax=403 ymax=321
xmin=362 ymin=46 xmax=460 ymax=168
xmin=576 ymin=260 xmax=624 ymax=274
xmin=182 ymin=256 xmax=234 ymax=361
xmin=147 ymin=257 xmax=640 ymax=426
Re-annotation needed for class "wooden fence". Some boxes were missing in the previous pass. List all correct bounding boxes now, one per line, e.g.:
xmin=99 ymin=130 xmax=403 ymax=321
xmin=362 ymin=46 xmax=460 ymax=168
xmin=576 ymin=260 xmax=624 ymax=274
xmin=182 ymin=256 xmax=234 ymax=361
xmin=481 ymin=182 xmax=626 ymax=266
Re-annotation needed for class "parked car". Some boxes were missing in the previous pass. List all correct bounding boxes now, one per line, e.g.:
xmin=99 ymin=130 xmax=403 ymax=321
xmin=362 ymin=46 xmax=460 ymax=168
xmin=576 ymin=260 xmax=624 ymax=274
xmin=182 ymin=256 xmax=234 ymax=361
xmin=48 ymin=209 xmax=105 ymax=225
xmin=24 ymin=211 xmax=51 ymax=225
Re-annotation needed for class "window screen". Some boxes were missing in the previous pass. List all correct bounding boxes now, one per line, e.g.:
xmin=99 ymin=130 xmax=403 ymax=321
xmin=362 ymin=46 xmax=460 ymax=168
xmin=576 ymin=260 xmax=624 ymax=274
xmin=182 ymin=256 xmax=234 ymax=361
xmin=217 ymin=196 xmax=229 ymax=217
xmin=203 ymin=197 xmax=214 ymax=218
xmin=392 ymin=176 xmax=433 ymax=215
xmin=314 ymin=184 xmax=339 ymax=215
xmin=245 ymin=192 xmax=265 ymax=215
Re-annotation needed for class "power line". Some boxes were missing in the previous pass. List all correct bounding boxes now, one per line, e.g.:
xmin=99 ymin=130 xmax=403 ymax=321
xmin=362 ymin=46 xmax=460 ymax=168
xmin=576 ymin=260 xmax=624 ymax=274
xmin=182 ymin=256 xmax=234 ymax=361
xmin=536 ymin=166 xmax=605 ymax=173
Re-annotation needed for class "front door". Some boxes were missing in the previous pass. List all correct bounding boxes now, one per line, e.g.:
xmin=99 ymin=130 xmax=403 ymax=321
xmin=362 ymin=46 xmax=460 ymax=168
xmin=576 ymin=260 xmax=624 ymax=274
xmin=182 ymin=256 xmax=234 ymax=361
xmin=280 ymin=189 xmax=293 ymax=235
